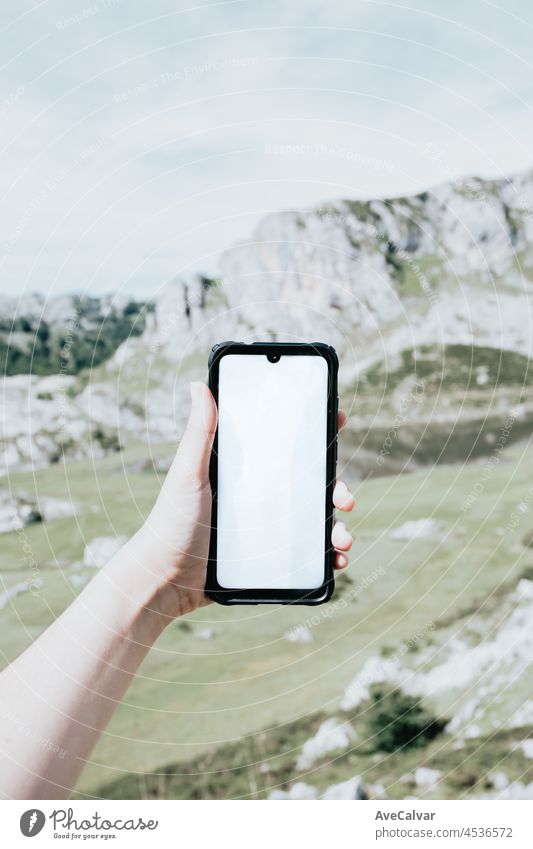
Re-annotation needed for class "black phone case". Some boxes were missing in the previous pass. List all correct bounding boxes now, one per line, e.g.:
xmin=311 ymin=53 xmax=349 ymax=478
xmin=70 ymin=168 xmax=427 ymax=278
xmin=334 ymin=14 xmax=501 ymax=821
xmin=205 ymin=341 xmax=339 ymax=605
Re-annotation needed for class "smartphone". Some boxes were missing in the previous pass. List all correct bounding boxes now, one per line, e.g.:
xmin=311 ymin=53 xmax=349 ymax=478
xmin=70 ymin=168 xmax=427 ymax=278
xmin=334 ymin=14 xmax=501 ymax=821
xmin=206 ymin=342 xmax=338 ymax=604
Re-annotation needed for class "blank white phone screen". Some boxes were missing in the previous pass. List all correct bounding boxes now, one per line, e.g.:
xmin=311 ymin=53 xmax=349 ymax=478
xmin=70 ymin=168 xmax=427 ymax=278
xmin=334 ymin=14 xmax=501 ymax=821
xmin=216 ymin=354 xmax=329 ymax=590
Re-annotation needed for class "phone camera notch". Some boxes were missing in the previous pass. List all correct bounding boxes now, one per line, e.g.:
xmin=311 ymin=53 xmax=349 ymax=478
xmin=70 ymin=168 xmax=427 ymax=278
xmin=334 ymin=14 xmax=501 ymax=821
xmin=267 ymin=352 xmax=281 ymax=363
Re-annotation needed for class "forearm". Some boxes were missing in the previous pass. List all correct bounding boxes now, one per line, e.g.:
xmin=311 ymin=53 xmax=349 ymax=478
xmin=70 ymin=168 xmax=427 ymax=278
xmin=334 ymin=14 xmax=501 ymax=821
xmin=0 ymin=539 xmax=167 ymax=799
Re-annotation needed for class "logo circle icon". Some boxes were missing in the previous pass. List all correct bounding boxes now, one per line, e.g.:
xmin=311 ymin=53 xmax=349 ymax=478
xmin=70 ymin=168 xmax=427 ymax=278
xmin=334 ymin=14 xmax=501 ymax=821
xmin=20 ymin=810 xmax=46 ymax=837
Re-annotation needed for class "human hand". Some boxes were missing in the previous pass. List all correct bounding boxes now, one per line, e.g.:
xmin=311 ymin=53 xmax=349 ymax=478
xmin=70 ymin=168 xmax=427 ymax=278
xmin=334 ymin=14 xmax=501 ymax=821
xmin=130 ymin=383 xmax=355 ymax=624
xmin=0 ymin=384 xmax=354 ymax=800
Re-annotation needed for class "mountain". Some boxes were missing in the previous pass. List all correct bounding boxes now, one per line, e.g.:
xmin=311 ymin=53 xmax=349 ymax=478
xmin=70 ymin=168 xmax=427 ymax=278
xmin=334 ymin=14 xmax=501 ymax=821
xmin=1 ymin=167 xmax=532 ymax=477
xmin=0 ymin=292 xmax=151 ymax=376
xmin=216 ymin=170 xmax=533 ymax=366
xmin=2 ymin=168 xmax=533 ymax=800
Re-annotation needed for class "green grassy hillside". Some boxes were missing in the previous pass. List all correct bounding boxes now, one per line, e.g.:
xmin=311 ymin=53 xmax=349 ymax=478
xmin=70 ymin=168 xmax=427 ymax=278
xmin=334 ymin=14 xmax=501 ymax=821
xmin=2 ymin=431 xmax=532 ymax=798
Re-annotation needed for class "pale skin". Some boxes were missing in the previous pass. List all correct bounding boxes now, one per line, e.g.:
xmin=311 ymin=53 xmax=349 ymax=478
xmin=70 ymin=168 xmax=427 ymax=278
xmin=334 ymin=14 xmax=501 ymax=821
xmin=0 ymin=383 xmax=355 ymax=799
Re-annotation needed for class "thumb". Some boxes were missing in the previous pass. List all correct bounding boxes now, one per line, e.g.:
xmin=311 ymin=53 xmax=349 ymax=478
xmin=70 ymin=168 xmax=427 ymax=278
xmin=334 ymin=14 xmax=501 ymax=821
xmin=175 ymin=382 xmax=218 ymax=486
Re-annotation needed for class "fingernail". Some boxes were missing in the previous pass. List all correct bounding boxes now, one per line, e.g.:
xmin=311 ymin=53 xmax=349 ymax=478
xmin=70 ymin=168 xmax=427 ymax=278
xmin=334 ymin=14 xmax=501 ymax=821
xmin=339 ymin=523 xmax=352 ymax=543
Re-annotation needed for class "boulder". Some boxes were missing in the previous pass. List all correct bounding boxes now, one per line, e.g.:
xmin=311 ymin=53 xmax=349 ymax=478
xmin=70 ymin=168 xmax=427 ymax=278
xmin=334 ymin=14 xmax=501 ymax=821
xmin=268 ymin=782 xmax=318 ymax=800
xmin=414 ymin=767 xmax=442 ymax=791
xmin=321 ymin=776 xmax=367 ymax=800
xmin=83 ymin=536 xmax=127 ymax=568
xmin=390 ymin=518 xmax=443 ymax=541
xmin=0 ymin=489 xmax=78 ymax=533
xmin=195 ymin=627 xmax=216 ymax=641
xmin=0 ymin=578 xmax=43 ymax=610
xmin=284 ymin=624 xmax=314 ymax=644
xmin=296 ymin=718 xmax=357 ymax=770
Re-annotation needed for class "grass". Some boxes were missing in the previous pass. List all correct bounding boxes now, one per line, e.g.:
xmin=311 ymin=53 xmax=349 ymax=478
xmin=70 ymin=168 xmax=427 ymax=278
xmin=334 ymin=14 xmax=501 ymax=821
xmin=1 ymin=435 xmax=532 ymax=797
xmin=82 ymin=714 xmax=533 ymax=800
xmin=357 ymin=344 xmax=533 ymax=396
xmin=339 ymin=345 xmax=533 ymax=472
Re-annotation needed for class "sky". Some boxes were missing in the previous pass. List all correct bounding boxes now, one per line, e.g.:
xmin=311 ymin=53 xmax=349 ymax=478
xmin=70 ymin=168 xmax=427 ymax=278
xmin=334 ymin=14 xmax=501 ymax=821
xmin=1 ymin=0 xmax=533 ymax=298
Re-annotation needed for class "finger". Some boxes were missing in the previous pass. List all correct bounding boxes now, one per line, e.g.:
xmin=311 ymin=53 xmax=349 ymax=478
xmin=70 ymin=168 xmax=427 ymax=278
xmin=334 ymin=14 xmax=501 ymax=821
xmin=331 ymin=520 xmax=353 ymax=552
xmin=338 ymin=409 xmax=347 ymax=430
xmin=333 ymin=480 xmax=355 ymax=512
xmin=175 ymin=383 xmax=218 ymax=483
xmin=335 ymin=552 xmax=349 ymax=570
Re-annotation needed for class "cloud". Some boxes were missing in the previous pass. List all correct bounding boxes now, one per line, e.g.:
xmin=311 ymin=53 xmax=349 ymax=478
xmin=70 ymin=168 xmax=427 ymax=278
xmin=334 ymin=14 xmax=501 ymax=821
xmin=1 ymin=0 xmax=533 ymax=296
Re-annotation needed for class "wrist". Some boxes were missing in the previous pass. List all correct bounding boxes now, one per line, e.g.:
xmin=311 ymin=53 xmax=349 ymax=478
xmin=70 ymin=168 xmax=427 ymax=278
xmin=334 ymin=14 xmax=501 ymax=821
xmin=108 ymin=523 xmax=204 ymax=626
xmin=98 ymin=537 xmax=173 ymax=642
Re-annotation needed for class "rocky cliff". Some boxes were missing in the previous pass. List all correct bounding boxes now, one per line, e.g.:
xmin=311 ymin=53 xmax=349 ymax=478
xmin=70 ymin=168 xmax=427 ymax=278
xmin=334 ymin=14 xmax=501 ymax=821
xmin=2 ymin=167 xmax=532 ymax=476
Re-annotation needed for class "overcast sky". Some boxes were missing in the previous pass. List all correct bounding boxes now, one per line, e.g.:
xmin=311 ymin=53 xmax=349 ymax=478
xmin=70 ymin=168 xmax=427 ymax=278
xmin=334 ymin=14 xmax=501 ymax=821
xmin=2 ymin=0 xmax=533 ymax=298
